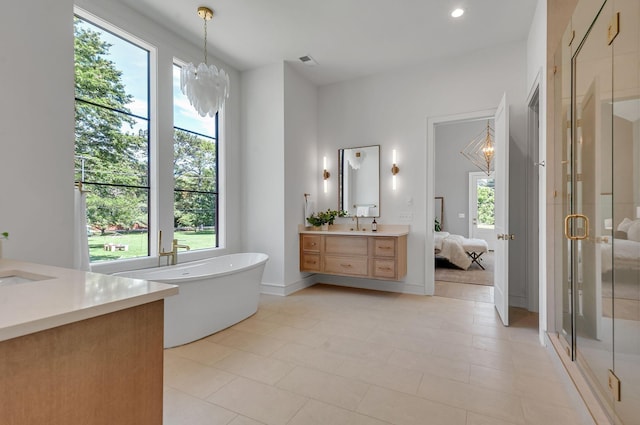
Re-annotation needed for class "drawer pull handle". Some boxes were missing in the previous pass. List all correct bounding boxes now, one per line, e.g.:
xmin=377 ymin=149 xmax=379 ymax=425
xmin=378 ymin=267 xmax=392 ymax=271
xmin=379 ymin=246 xmax=391 ymax=249
xmin=307 ymin=261 xmax=316 ymax=264
xmin=311 ymin=242 xmax=316 ymax=246
xmin=340 ymin=264 xmax=352 ymax=268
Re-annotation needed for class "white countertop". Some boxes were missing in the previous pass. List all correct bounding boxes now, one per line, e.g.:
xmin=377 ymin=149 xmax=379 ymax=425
xmin=0 ymin=259 xmax=178 ymax=342
xmin=299 ymin=224 xmax=409 ymax=236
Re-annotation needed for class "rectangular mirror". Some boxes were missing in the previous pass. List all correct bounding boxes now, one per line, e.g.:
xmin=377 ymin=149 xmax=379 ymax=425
xmin=338 ymin=145 xmax=380 ymax=217
xmin=434 ymin=196 xmax=444 ymax=231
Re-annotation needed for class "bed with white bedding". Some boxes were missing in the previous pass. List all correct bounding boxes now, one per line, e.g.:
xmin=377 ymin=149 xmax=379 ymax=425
xmin=434 ymin=231 xmax=489 ymax=270
xmin=601 ymin=238 xmax=640 ymax=273
xmin=600 ymin=218 xmax=640 ymax=273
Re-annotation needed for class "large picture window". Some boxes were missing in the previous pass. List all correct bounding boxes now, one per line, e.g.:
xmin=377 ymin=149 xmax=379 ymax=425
xmin=172 ymin=64 xmax=219 ymax=251
xmin=74 ymin=15 xmax=151 ymax=262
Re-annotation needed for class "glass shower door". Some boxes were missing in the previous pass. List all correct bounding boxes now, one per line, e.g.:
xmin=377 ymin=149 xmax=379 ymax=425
xmin=556 ymin=0 xmax=640 ymax=422
xmin=555 ymin=22 xmax=574 ymax=358
xmin=571 ymin=0 xmax=615 ymax=417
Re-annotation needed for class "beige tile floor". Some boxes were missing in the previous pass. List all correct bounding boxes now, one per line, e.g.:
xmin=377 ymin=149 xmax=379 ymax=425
xmin=164 ymin=283 xmax=589 ymax=425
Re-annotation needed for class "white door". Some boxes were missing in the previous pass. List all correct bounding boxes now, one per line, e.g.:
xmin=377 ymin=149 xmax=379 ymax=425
xmin=493 ymin=93 xmax=509 ymax=326
xmin=469 ymin=171 xmax=495 ymax=250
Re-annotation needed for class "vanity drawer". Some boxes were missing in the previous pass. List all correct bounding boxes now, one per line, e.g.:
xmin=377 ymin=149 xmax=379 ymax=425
xmin=301 ymin=235 xmax=321 ymax=252
xmin=325 ymin=236 xmax=368 ymax=255
xmin=373 ymin=259 xmax=396 ymax=279
xmin=324 ymin=255 xmax=368 ymax=276
xmin=373 ymin=238 xmax=396 ymax=257
xmin=301 ymin=253 xmax=321 ymax=272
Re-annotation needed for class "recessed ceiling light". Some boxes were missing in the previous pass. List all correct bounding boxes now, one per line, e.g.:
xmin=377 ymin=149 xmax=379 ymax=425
xmin=451 ymin=8 xmax=464 ymax=18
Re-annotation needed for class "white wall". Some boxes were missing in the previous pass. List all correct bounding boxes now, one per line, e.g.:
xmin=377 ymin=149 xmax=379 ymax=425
xmin=318 ymin=40 xmax=529 ymax=297
xmin=241 ymin=63 xmax=285 ymax=287
xmin=0 ymin=0 xmax=75 ymax=267
xmin=283 ymin=64 xmax=319 ymax=288
xmin=241 ymin=62 xmax=320 ymax=294
xmin=0 ymin=0 xmax=243 ymax=270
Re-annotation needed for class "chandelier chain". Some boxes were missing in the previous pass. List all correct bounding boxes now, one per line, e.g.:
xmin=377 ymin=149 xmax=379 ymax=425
xmin=203 ymin=18 xmax=208 ymax=65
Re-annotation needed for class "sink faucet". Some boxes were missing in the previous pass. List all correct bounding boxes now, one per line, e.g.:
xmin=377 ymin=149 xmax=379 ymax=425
xmin=352 ymin=215 xmax=360 ymax=231
xmin=158 ymin=231 xmax=190 ymax=265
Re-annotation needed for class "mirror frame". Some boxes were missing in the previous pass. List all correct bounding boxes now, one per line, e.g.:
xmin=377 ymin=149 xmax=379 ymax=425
xmin=338 ymin=145 xmax=380 ymax=217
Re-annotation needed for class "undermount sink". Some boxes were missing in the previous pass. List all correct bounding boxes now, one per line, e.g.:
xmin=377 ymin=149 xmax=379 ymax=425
xmin=0 ymin=270 xmax=54 ymax=286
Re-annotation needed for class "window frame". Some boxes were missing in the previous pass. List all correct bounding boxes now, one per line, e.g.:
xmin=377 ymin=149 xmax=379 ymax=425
xmin=75 ymin=7 xmax=226 ymax=275
xmin=172 ymin=60 xmax=220 ymax=251
xmin=73 ymin=10 xmax=155 ymax=264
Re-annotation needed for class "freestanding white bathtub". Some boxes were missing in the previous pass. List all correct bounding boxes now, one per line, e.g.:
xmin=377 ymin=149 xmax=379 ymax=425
xmin=115 ymin=253 xmax=268 ymax=348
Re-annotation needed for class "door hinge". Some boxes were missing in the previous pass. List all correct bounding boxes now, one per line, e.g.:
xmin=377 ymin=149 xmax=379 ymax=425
xmin=608 ymin=369 xmax=621 ymax=401
xmin=608 ymin=12 xmax=620 ymax=45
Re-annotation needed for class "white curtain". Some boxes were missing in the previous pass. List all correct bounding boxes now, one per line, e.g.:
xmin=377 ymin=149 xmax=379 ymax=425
xmin=73 ymin=187 xmax=91 ymax=271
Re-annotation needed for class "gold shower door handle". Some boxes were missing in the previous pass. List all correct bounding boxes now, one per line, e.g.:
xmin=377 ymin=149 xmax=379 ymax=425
xmin=564 ymin=214 xmax=589 ymax=240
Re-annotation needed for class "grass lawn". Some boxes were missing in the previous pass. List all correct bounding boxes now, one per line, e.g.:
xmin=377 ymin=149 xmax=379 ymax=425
xmin=89 ymin=230 xmax=216 ymax=262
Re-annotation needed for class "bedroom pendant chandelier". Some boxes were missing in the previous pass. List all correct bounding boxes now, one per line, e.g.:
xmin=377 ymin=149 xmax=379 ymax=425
xmin=180 ymin=6 xmax=230 ymax=118
xmin=461 ymin=121 xmax=495 ymax=176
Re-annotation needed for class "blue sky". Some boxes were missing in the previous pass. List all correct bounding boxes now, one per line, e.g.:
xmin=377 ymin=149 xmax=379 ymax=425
xmin=78 ymin=18 xmax=216 ymax=139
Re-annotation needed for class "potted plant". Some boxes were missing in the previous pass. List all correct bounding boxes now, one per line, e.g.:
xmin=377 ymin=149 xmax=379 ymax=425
xmin=307 ymin=209 xmax=347 ymax=230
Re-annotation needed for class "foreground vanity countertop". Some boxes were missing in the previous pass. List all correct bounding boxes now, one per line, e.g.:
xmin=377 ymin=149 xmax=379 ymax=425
xmin=299 ymin=224 xmax=409 ymax=236
xmin=0 ymin=258 xmax=178 ymax=342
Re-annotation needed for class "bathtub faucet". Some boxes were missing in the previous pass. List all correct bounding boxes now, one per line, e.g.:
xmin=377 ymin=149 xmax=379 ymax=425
xmin=158 ymin=231 xmax=190 ymax=266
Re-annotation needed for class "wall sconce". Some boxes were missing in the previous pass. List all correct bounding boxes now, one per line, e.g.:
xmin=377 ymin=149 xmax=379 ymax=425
xmin=323 ymin=156 xmax=330 ymax=193
xmin=391 ymin=149 xmax=400 ymax=190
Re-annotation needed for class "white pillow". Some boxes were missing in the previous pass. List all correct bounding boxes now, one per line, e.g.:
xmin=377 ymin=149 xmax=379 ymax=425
xmin=627 ymin=220 xmax=640 ymax=242
xmin=618 ymin=217 xmax=634 ymax=233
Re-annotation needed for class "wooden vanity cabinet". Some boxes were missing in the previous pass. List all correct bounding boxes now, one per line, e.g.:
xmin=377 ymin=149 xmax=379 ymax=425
xmin=300 ymin=233 xmax=407 ymax=281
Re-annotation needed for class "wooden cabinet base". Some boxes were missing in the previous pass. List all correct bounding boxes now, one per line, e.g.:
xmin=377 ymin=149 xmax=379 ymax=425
xmin=0 ymin=301 xmax=164 ymax=425
xmin=300 ymin=233 xmax=407 ymax=281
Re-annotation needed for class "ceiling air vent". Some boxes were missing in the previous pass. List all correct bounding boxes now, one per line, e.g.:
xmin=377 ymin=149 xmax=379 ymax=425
xmin=299 ymin=55 xmax=318 ymax=66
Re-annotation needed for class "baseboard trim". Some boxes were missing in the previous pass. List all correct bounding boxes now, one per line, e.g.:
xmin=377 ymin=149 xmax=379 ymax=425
xmin=508 ymin=295 xmax=527 ymax=309
xmin=260 ymin=275 xmax=316 ymax=297
xmin=315 ymin=275 xmax=426 ymax=295
xmin=261 ymin=274 xmax=427 ymax=297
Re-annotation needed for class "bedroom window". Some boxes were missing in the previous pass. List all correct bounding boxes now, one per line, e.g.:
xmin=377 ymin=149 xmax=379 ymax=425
xmin=74 ymin=14 xmax=152 ymax=262
xmin=172 ymin=64 xmax=219 ymax=251
xmin=475 ymin=177 xmax=495 ymax=229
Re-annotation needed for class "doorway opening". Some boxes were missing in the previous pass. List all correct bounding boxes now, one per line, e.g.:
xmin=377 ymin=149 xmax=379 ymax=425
xmin=427 ymin=94 xmax=510 ymax=325
xmin=432 ymin=118 xmax=496 ymax=301
xmin=527 ymin=86 xmax=540 ymax=313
